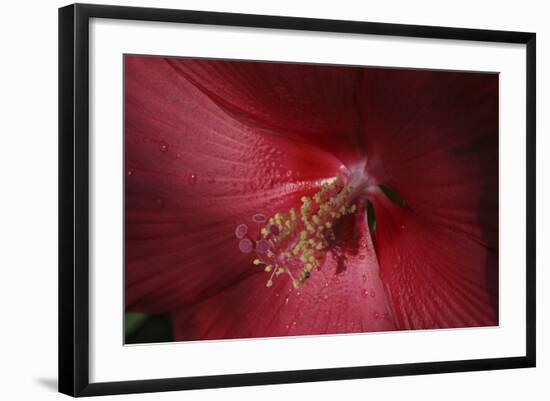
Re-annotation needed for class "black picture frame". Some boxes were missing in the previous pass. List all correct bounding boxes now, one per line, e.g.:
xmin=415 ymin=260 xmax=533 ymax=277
xmin=59 ymin=3 xmax=536 ymax=397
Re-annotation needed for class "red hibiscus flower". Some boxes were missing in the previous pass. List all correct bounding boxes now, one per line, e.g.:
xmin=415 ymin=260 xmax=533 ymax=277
xmin=125 ymin=55 xmax=498 ymax=341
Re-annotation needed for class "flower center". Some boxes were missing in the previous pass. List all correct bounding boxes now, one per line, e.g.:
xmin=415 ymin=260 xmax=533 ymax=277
xmin=236 ymin=166 xmax=372 ymax=289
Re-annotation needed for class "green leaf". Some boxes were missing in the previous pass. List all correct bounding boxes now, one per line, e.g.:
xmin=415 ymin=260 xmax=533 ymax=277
xmin=125 ymin=314 xmax=174 ymax=344
xmin=125 ymin=312 xmax=149 ymax=337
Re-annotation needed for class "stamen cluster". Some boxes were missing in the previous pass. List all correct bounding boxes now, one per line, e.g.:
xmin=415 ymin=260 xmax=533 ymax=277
xmin=253 ymin=175 xmax=358 ymax=289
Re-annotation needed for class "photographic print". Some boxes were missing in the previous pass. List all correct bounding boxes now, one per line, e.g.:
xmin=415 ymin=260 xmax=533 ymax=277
xmin=124 ymin=55 xmax=499 ymax=344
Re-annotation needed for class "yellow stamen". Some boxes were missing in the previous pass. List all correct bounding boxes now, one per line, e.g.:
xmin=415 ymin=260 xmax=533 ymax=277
xmin=253 ymin=173 xmax=361 ymax=290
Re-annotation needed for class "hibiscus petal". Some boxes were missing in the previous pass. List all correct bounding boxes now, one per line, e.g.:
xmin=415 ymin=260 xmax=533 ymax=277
xmin=361 ymin=69 xmax=498 ymax=248
xmin=172 ymin=208 xmax=396 ymax=340
xmin=371 ymin=192 xmax=498 ymax=329
xmin=166 ymin=58 xmax=366 ymax=165
xmin=125 ymin=56 xmax=344 ymax=312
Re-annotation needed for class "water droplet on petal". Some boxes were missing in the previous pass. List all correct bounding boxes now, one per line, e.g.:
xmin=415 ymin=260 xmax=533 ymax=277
xmin=127 ymin=169 xmax=134 ymax=176
xmin=256 ymin=239 xmax=271 ymax=253
xmin=252 ymin=213 xmax=267 ymax=223
xmin=284 ymin=297 xmax=289 ymax=305
xmin=374 ymin=312 xmax=380 ymax=320
xmin=235 ymin=223 xmax=248 ymax=239
xmin=361 ymin=289 xmax=369 ymax=298
xmin=176 ymin=153 xmax=182 ymax=159
xmin=362 ymin=274 xmax=367 ymax=283
xmin=370 ymin=289 xmax=376 ymax=298
xmin=160 ymin=143 xmax=168 ymax=152
xmin=238 ymin=238 xmax=253 ymax=254
xmin=188 ymin=173 xmax=197 ymax=186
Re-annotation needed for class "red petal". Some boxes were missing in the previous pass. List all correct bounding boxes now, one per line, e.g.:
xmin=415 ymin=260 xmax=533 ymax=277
xmin=172 ymin=209 xmax=396 ymax=340
xmin=166 ymin=58 xmax=366 ymax=165
xmin=371 ymin=192 xmax=498 ymax=329
xmin=125 ymin=56 xmax=343 ymax=312
xmin=361 ymin=69 xmax=498 ymax=248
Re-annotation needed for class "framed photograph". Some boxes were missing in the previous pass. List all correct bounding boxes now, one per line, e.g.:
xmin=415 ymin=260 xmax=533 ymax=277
xmin=58 ymin=3 xmax=536 ymax=397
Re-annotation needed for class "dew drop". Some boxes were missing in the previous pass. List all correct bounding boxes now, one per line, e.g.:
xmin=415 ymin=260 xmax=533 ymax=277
xmin=256 ymin=239 xmax=271 ymax=253
xmin=252 ymin=213 xmax=267 ymax=223
xmin=370 ymin=289 xmax=376 ymax=298
xmin=238 ymin=238 xmax=253 ymax=254
xmin=362 ymin=274 xmax=367 ymax=283
xmin=235 ymin=223 xmax=248 ymax=239
xmin=126 ymin=169 xmax=134 ymax=176
xmin=160 ymin=142 xmax=168 ymax=152
xmin=284 ymin=297 xmax=289 ymax=305
xmin=374 ymin=312 xmax=380 ymax=320
xmin=361 ymin=289 xmax=369 ymax=298
xmin=188 ymin=173 xmax=197 ymax=186
xmin=176 ymin=152 xmax=182 ymax=159
xmin=292 ymin=321 xmax=297 ymax=326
